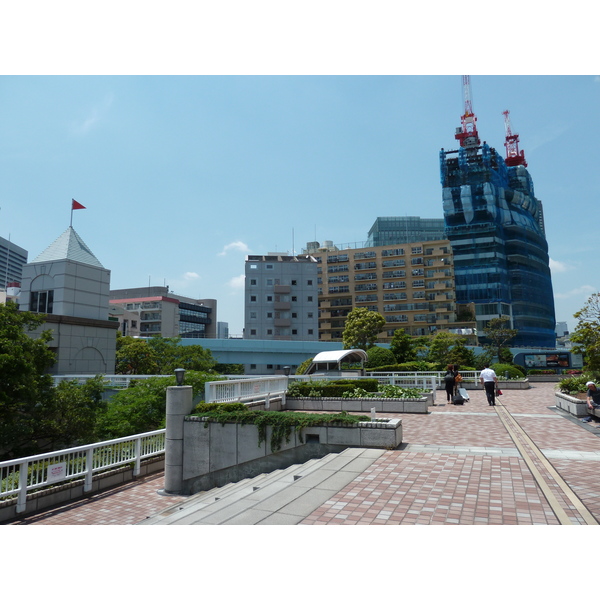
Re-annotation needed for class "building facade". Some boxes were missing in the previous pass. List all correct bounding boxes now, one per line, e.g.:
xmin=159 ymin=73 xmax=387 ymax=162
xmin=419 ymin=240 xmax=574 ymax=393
xmin=0 ymin=236 xmax=28 ymax=290
xmin=365 ymin=216 xmax=446 ymax=246
xmin=109 ymin=286 xmax=217 ymax=339
xmin=244 ymin=254 xmax=319 ymax=341
xmin=19 ymin=227 xmax=118 ymax=375
xmin=307 ymin=239 xmax=476 ymax=343
xmin=440 ymin=144 xmax=556 ymax=347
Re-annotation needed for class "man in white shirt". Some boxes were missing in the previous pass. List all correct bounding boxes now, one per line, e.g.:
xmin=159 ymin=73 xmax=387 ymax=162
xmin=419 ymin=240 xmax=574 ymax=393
xmin=479 ymin=364 xmax=499 ymax=406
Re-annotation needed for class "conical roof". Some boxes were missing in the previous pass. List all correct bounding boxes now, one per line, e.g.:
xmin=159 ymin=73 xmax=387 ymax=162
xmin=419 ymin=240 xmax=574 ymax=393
xmin=31 ymin=226 xmax=105 ymax=268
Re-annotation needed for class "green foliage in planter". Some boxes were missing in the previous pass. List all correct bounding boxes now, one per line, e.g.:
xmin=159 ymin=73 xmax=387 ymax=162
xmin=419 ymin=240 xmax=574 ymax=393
xmin=557 ymin=374 xmax=590 ymax=395
xmin=491 ymin=364 xmax=524 ymax=380
xmin=191 ymin=403 xmax=370 ymax=452
xmin=286 ymin=379 xmax=378 ymax=398
xmin=378 ymin=385 xmax=424 ymax=398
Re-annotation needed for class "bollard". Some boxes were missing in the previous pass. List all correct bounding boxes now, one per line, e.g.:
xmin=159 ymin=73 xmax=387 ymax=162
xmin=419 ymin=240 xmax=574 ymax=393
xmin=163 ymin=385 xmax=193 ymax=495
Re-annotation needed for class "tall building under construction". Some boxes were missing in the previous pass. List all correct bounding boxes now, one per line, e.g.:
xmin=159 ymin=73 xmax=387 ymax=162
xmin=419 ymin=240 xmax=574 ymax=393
xmin=440 ymin=77 xmax=556 ymax=348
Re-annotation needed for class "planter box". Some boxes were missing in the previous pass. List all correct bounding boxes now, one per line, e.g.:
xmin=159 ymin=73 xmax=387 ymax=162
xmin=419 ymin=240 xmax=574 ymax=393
xmin=555 ymin=391 xmax=589 ymax=417
xmin=180 ymin=416 xmax=402 ymax=495
xmin=285 ymin=394 xmax=432 ymax=414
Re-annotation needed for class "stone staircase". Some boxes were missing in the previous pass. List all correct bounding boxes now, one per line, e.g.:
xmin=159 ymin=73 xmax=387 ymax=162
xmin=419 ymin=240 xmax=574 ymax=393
xmin=139 ymin=447 xmax=385 ymax=525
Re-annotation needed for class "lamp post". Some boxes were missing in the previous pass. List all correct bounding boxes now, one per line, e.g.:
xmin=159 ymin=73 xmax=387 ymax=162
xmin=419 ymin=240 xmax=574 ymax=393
xmin=174 ymin=368 xmax=185 ymax=386
xmin=283 ymin=366 xmax=291 ymax=407
xmin=162 ymin=368 xmax=192 ymax=495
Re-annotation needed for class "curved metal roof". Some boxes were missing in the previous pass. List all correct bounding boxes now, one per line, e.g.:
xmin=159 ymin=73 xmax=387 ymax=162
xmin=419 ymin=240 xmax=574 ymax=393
xmin=311 ymin=349 xmax=368 ymax=363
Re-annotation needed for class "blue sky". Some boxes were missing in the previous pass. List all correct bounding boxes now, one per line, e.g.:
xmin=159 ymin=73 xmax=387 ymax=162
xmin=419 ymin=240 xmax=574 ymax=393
xmin=1 ymin=3 xmax=598 ymax=338
xmin=1 ymin=74 xmax=598 ymax=336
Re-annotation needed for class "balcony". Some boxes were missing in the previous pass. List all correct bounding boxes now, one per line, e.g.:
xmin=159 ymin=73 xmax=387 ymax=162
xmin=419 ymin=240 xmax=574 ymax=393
xmin=274 ymin=285 xmax=291 ymax=294
xmin=274 ymin=301 xmax=291 ymax=310
xmin=274 ymin=318 xmax=291 ymax=327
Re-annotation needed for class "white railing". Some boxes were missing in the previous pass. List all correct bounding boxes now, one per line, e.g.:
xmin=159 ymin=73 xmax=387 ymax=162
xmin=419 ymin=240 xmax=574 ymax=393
xmin=205 ymin=376 xmax=289 ymax=406
xmin=363 ymin=371 xmax=481 ymax=386
xmin=0 ymin=430 xmax=165 ymax=514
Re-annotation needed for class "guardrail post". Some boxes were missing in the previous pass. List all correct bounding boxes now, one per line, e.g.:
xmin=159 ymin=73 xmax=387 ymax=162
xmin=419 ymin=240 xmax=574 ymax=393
xmin=134 ymin=437 xmax=142 ymax=477
xmin=16 ymin=461 xmax=28 ymax=513
xmin=84 ymin=448 xmax=94 ymax=492
xmin=163 ymin=385 xmax=193 ymax=495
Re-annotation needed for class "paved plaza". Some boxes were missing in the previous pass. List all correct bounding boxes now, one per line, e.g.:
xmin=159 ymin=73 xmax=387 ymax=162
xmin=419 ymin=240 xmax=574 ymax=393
xmin=6 ymin=382 xmax=600 ymax=526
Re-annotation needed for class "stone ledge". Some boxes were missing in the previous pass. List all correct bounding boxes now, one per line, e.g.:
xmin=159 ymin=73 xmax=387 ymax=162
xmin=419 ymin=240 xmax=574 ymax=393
xmin=555 ymin=390 xmax=589 ymax=417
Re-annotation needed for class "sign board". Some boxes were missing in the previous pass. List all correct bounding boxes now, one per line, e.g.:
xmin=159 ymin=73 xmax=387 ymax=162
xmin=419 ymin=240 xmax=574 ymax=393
xmin=46 ymin=462 xmax=67 ymax=484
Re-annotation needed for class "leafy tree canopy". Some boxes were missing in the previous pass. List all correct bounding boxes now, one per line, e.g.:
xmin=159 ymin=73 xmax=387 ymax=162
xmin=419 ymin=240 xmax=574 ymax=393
xmin=483 ymin=317 xmax=517 ymax=363
xmin=571 ymin=293 xmax=600 ymax=378
xmin=365 ymin=346 xmax=396 ymax=368
xmin=389 ymin=329 xmax=418 ymax=363
xmin=342 ymin=307 xmax=385 ymax=350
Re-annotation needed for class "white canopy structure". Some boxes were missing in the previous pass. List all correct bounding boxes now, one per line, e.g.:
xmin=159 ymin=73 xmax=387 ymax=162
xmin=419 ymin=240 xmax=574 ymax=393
xmin=305 ymin=349 xmax=368 ymax=375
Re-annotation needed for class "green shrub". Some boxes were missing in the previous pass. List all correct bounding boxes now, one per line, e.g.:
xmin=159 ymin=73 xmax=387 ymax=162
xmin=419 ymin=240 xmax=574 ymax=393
xmin=189 ymin=407 xmax=370 ymax=452
xmin=286 ymin=379 xmax=378 ymax=397
xmin=492 ymin=364 xmax=524 ymax=380
xmin=366 ymin=346 xmax=396 ymax=369
xmin=557 ymin=374 xmax=590 ymax=395
xmin=366 ymin=361 xmax=437 ymax=373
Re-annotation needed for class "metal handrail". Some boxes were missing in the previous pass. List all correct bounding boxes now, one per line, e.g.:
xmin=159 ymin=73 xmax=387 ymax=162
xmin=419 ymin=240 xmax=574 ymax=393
xmin=0 ymin=429 xmax=165 ymax=513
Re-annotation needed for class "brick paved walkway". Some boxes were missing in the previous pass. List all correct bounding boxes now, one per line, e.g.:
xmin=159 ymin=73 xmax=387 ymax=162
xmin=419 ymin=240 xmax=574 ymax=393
xmin=6 ymin=382 xmax=600 ymax=526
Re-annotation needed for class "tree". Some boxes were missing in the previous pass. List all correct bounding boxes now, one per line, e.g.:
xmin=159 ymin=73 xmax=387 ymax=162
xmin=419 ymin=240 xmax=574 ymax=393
xmin=115 ymin=335 xmax=159 ymax=374
xmin=483 ymin=317 xmax=518 ymax=363
xmin=426 ymin=331 xmax=462 ymax=367
xmin=0 ymin=303 xmax=56 ymax=459
xmin=365 ymin=346 xmax=396 ymax=368
xmin=571 ymin=293 xmax=600 ymax=378
xmin=389 ymin=329 xmax=418 ymax=363
xmin=342 ymin=307 xmax=385 ymax=350
xmin=147 ymin=337 xmax=216 ymax=374
xmin=96 ymin=371 xmax=222 ymax=439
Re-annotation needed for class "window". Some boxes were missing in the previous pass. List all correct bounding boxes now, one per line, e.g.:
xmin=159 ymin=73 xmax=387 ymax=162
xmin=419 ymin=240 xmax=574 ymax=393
xmin=308 ymin=329 xmax=314 ymax=335
xmin=266 ymin=312 xmax=273 ymax=318
xmin=266 ymin=279 xmax=273 ymax=286
xmin=307 ymin=279 xmax=313 ymax=285
xmin=267 ymin=295 xmax=273 ymax=301
xmin=292 ymin=329 xmax=298 ymax=335
xmin=307 ymin=296 xmax=313 ymax=302
xmin=267 ymin=329 xmax=273 ymax=335
xmin=291 ymin=296 xmax=297 ymax=301
xmin=30 ymin=290 xmax=54 ymax=314
xmin=250 ymin=295 xmax=257 ymax=302
xmin=131 ymin=320 xmax=137 ymax=328
xmin=250 ymin=329 xmax=257 ymax=335
xmin=250 ymin=311 xmax=257 ymax=319
xmin=266 ymin=264 xmax=274 ymax=269
xmin=292 ymin=312 xmax=297 ymax=318
xmin=291 ymin=280 xmax=297 ymax=285
xmin=249 ymin=264 xmax=258 ymax=269
xmin=250 ymin=279 xmax=257 ymax=285
xmin=307 ymin=312 xmax=313 ymax=318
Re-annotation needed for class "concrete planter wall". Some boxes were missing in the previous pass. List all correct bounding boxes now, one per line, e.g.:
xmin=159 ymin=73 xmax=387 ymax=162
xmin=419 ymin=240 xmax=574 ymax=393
xmin=180 ymin=416 xmax=402 ymax=496
xmin=555 ymin=391 xmax=589 ymax=417
xmin=285 ymin=394 xmax=432 ymax=413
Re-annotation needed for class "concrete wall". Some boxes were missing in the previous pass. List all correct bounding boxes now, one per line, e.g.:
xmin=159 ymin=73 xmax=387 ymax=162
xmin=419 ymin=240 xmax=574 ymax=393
xmin=180 ymin=417 xmax=402 ymax=496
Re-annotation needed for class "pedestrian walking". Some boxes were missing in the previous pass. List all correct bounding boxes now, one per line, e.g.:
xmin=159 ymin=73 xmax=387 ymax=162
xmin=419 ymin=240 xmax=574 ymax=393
xmin=479 ymin=364 xmax=498 ymax=406
xmin=444 ymin=364 xmax=456 ymax=404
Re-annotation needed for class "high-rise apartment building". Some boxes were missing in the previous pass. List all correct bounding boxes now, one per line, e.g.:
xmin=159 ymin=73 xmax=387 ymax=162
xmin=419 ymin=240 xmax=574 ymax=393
xmin=244 ymin=254 xmax=319 ymax=341
xmin=307 ymin=239 xmax=476 ymax=343
xmin=440 ymin=78 xmax=555 ymax=347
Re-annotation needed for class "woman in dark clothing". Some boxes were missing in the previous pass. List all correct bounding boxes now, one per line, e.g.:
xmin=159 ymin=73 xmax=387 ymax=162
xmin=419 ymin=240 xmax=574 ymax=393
xmin=444 ymin=364 xmax=456 ymax=404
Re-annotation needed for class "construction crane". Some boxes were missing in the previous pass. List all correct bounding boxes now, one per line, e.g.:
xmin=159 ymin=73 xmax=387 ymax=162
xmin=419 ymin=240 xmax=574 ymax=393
xmin=502 ymin=109 xmax=527 ymax=167
xmin=455 ymin=75 xmax=480 ymax=148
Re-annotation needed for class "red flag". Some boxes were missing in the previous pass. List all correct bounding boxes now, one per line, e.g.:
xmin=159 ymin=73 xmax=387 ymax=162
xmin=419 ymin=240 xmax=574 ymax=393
xmin=72 ymin=199 xmax=86 ymax=210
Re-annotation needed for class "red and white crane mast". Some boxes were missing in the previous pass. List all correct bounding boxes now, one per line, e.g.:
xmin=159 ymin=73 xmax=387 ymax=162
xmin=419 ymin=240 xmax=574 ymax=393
xmin=502 ymin=109 xmax=527 ymax=167
xmin=455 ymin=75 xmax=480 ymax=148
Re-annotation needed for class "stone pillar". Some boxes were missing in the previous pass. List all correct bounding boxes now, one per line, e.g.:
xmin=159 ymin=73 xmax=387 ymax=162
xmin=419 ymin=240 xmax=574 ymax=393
xmin=163 ymin=385 xmax=193 ymax=495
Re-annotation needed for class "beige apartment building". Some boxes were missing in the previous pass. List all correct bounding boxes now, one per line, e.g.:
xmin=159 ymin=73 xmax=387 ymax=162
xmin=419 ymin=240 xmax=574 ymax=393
xmin=307 ymin=239 xmax=477 ymax=344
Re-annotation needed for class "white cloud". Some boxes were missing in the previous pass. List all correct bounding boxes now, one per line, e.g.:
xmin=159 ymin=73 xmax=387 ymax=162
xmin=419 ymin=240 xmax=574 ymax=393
xmin=70 ymin=93 xmax=114 ymax=136
xmin=183 ymin=272 xmax=200 ymax=282
xmin=227 ymin=274 xmax=245 ymax=292
xmin=218 ymin=241 xmax=250 ymax=256
xmin=554 ymin=284 xmax=596 ymax=299
xmin=549 ymin=258 xmax=570 ymax=273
